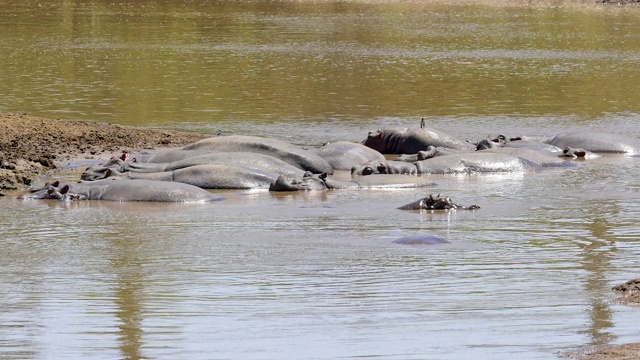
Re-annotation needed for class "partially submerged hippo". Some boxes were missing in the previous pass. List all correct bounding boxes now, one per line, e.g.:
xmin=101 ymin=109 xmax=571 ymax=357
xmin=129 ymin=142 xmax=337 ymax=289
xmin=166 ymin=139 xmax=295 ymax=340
xmin=362 ymin=127 xmax=475 ymax=154
xmin=544 ymin=131 xmax=640 ymax=154
xmin=352 ymin=152 xmax=543 ymax=175
xmin=269 ymin=173 xmax=437 ymax=191
xmin=478 ymin=147 xmax=575 ymax=167
xmin=315 ymin=141 xmax=385 ymax=170
xmin=82 ymin=152 xmax=307 ymax=184
xmin=18 ymin=179 xmax=223 ymax=202
xmin=108 ymin=164 xmax=303 ymax=190
xmin=351 ymin=160 xmax=418 ymax=176
xmin=398 ymin=194 xmax=480 ymax=211
xmin=393 ymin=146 xmax=462 ymax=162
xmin=181 ymin=135 xmax=333 ymax=174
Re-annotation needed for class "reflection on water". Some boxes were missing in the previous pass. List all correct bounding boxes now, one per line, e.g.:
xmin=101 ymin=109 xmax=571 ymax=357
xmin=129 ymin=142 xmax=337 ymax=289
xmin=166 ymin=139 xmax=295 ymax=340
xmin=2 ymin=1 xmax=640 ymax=359
xmin=2 ymin=157 xmax=640 ymax=359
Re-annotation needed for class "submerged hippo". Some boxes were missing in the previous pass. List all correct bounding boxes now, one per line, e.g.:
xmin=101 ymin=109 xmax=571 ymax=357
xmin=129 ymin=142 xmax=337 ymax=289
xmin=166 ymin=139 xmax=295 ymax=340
xmin=544 ymin=131 xmax=640 ymax=154
xmin=398 ymin=194 xmax=480 ymax=211
xmin=362 ymin=127 xmax=475 ymax=154
xmin=18 ymin=179 xmax=223 ymax=202
xmin=269 ymin=173 xmax=437 ymax=191
xmin=392 ymin=236 xmax=450 ymax=245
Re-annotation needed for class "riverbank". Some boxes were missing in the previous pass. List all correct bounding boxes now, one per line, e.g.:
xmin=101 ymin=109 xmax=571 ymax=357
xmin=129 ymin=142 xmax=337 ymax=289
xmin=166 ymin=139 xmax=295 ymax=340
xmin=0 ymin=112 xmax=208 ymax=192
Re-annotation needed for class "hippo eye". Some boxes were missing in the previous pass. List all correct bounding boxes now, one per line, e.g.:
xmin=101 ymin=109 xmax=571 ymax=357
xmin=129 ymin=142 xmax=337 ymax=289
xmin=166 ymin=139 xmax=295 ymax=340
xmin=362 ymin=167 xmax=374 ymax=175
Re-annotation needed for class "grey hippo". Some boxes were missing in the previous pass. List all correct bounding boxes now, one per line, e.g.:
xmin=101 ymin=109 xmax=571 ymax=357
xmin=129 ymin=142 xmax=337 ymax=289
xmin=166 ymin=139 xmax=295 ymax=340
xmin=398 ymin=194 xmax=480 ymax=211
xmin=18 ymin=179 xmax=223 ymax=202
xmin=269 ymin=172 xmax=437 ymax=191
xmin=180 ymin=135 xmax=333 ymax=174
xmin=362 ymin=127 xmax=475 ymax=154
xmin=315 ymin=141 xmax=386 ymax=170
xmin=544 ymin=131 xmax=640 ymax=154
xmin=351 ymin=152 xmax=543 ymax=175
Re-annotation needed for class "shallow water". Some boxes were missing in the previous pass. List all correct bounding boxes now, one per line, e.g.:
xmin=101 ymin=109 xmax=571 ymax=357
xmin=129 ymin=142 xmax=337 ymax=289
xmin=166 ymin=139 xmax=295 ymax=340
xmin=2 ymin=1 xmax=640 ymax=359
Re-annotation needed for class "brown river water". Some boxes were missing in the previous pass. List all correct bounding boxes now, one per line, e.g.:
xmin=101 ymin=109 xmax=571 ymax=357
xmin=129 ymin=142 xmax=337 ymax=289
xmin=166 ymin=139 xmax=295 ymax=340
xmin=1 ymin=1 xmax=640 ymax=359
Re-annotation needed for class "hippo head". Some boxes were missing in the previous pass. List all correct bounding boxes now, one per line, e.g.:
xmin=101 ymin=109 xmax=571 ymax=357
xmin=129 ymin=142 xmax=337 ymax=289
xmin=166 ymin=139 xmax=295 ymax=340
xmin=18 ymin=182 xmax=86 ymax=201
xmin=361 ymin=130 xmax=386 ymax=153
xmin=269 ymin=172 xmax=330 ymax=191
xmin=351 ymin=160 xmax=388 ymax=176
xmin=81 ymin=167 xmax=122 ymax=181
xmin=398 ymin=194 xmax=480 ymax=211
xmin=562 ymin=146 xmax=587 ymax=158
xmin=475 ymin=138 xmax=503 ymax=151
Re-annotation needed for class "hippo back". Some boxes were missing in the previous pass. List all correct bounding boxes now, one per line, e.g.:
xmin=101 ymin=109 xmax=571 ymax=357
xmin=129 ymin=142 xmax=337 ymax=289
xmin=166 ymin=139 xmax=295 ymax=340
xmin=545 ymin=131 xmax=640 ymax=154
xmin=414 ymin=152 xmax=542 ymax=174
xmin=182 ymin=135 xmax=333 ymax=174
xmin=315 ymin=141 xmax=385 ymax=170
xmin=363 ymin=127 xmax=474 ymax=154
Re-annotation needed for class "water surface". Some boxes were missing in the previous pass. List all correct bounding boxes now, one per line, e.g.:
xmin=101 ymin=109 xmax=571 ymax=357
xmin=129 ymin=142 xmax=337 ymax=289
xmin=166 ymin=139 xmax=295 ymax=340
xmin=1 ymin=1 xmax=640 ymax=359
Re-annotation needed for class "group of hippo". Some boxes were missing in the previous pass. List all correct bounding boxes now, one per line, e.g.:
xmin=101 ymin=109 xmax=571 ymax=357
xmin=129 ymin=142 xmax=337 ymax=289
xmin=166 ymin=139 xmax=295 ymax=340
xmin=18 ymin=125 xmax=640 ymax=210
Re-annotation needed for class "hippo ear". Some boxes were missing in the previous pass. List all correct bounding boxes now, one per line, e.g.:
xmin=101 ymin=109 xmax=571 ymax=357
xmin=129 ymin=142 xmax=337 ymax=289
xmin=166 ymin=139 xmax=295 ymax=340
xmin=51 ymin=180 xmax=60 ymax=187
xmin=60 ymin=185 xmax=70 ymax=194
xmin=319 ymin=172 xmax=328 ymax=180
xmin=105 ymin=168 xmax=113 ymax=178
xmin=376 ymin=164 xmax=388 ymax=174
xmin=120 ymin=152 xmax=127 ymax=161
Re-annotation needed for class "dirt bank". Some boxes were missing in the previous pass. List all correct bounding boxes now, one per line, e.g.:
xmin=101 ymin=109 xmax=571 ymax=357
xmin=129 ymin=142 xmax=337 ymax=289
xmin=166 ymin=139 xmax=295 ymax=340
xmin=0 ymin=112 xmax=208 ymax=192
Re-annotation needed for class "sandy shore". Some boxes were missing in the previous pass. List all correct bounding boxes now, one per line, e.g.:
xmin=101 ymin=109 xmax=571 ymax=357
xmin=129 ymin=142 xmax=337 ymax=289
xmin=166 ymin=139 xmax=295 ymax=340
xmin=0 ymin=112 xmax=208 ymax=192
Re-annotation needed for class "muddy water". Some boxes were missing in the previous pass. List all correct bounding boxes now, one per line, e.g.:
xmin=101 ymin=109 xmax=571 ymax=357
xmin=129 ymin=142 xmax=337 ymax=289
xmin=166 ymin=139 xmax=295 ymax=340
xmin=2 ymin=1 xmax=640 ymax=359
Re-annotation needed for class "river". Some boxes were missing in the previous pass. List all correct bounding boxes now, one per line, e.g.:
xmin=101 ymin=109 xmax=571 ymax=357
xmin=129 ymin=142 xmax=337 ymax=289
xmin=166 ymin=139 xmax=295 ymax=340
xmin=1 ymin=1 xmax=640 ymax=359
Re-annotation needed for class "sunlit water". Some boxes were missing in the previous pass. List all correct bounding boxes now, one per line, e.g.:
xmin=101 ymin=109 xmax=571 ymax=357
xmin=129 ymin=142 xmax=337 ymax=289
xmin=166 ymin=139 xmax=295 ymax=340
xmin=1 ymin=1 xmax=640 ymax=359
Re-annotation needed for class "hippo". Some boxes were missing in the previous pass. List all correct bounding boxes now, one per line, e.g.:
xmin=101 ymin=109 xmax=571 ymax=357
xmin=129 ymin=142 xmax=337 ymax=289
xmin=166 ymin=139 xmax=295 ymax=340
xmin=612 ymin=278 xmax=640 ymax=293
xmin=392 ymin=236 xmax=450 ymax=245
xmin=504 ymin=139 xmax=563 ymax=154
xmin=269 ymin=173 xmax=437 ymax=191
xmin=413 ymin=152 xmax=542 ymax=174
xmin=398 ymin=194 xmax=480 ymax=211
xmin=351 ymin=152 xmax=543 ymax=175
xmin=181 ymin=135 xmax=333 ymax=174
xmin=82 ymin=152 xmax=306 ymax=182
xmin=362 ymin=127 xmax=475 ymax=154
xmin=474 ymin=138 xmax=505 ymax=150
xmin=393 ymin=146 xmax=463 ymax=162
xmin=133 ymin=149 xmax=219 ymax=164
xmin=18 ymin=179 xmax=223 ymax=202
xmin=351 ymin=160 xmax=418 ymax=176
xmin=559 ymin=146 xmax=599 ymax=159
xmin=110 ymin=164 xmax=297 ymax=190
xmin=478 ymin=147 xmax=575 ymax=167
xmin=544 ymin=131 xmax=640 ymax=154
xmin=315 ymin=141 xmax=386 ymax=170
